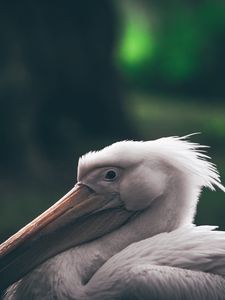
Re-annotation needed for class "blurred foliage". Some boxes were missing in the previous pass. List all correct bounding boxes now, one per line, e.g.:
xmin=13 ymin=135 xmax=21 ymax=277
xmin=0 ymin=0 xmax=225 ymax=247
xmin=117 ymin=3 xmax=155 ymax=68
xmin=117 ymin=0 xmax=225 ymax=98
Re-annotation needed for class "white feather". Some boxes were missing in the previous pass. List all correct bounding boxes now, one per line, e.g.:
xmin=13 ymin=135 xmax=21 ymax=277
xmin=85 ymin=225 xmax=225 ymax=300
xmin=78 ymin=135 xmax=225 ymax=192
xmin=103 ymin=225 xmax=225 ymax=276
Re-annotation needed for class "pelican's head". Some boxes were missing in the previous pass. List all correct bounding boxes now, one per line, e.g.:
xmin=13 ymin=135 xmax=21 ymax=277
xmin=78 ymin=136 xmax=224 ymax=211
xmin=78 ymin=141 xmax=169 ymax=212
xmin=1 ymin=135 xmax=224 ymax=290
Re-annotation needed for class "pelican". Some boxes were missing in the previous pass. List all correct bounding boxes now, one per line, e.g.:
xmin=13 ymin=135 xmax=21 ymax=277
xmin=1 ymin=135 xmax=225 ymax=299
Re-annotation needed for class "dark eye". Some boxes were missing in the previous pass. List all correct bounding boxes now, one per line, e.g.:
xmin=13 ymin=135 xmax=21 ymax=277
xmin=104 ymin=169 xmax=117 ymax=181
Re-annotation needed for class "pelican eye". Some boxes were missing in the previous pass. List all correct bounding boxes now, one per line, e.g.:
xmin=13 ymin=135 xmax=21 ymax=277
xmin=104 ymin=169 xmax=117 ymax=181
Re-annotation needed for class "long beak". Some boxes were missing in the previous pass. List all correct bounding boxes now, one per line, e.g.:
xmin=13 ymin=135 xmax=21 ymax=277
xmin=0 ymin=184 xmax=134 ymax=291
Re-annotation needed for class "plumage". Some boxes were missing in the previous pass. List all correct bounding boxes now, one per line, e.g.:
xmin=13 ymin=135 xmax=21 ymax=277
xmin=2 ymin=135 xmax=225 ymax=299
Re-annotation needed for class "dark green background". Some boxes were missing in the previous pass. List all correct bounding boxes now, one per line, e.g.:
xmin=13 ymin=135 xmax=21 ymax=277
xmin=1 ymin=0 xmax=225 ymax=244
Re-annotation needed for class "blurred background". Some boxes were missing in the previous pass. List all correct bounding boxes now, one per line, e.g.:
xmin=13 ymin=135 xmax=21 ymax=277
xmin=0 ymin=0 xmax=225 ymax=244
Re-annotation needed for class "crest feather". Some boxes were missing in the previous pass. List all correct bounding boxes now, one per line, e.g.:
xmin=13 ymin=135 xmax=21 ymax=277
xmin=78 ymin=135 xmax=225 ymax=193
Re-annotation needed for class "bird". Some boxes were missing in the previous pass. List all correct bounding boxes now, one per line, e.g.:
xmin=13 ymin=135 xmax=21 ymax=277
xmin=1 ymin=135 xmax=225 ymax=299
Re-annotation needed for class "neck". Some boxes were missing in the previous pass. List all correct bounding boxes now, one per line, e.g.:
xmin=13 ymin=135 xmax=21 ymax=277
xmin=13 ymin=175 xmax=200 ymax=299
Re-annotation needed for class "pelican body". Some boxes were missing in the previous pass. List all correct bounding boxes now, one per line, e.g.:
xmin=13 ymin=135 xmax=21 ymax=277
xmin=1 ymin=135 xmax=225 ymax=299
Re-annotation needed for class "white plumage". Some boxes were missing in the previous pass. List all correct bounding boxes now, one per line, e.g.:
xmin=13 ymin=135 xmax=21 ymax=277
xmin=3 ymin=135 xmax=225 ymax=299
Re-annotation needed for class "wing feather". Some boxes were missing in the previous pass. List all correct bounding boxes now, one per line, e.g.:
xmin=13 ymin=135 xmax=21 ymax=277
xmin=86 ymin=226 xmax=225 ymax=299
